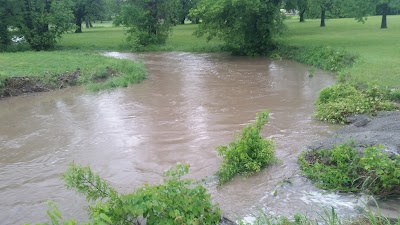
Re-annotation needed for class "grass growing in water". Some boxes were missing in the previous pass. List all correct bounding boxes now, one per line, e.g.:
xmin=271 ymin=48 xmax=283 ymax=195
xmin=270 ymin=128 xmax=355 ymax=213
xmin=298 ymin=142 xmax=400 ymax=198
xmin=29 ymin=163 xmax=221 ymax=225
xmin=240 ymin=205 xmax=400 ymax=225
xmin=216 ymin=112 xmax=276 ymax=185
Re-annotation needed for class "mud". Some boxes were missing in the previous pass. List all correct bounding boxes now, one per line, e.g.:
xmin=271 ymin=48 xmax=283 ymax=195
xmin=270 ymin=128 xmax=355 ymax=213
xmin=308 ymin=111 xmax=400 ymax=156
xmin=0 ymin=76 xmax=50 ymax=97
xmin=0 ymin=67 xmax=117 ymax=98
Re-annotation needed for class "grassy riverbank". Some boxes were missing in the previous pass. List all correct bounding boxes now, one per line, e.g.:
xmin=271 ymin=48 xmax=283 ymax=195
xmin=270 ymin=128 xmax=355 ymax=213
xmin=62 ymin=16 xmax=400 ymax=88
xmin=3 ymin=15 xmax=398 ymax=96
xmin=280 ymin=15 xmax=400 ymax=88
xmin=0 ymin=51 xmax=146 ymax=96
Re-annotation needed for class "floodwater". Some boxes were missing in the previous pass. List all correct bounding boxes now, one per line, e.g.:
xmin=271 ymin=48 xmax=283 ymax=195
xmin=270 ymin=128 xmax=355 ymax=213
xmin=0 ymin=52 xmax=366 ymax=224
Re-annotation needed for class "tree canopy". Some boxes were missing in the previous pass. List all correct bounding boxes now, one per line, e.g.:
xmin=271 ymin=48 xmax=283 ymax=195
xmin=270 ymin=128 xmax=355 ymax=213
xmin=190 ymin=0 xmax=284 ymax=55
xmin=0 ymin=0 xmax=73 ymax=51
xmin=284 ymin=0 xmax=310 ymax=22
xmin=115 ymin=0 xmax=178 ymax=48
xmin=352 ymin=0 xmax=400 ymax=28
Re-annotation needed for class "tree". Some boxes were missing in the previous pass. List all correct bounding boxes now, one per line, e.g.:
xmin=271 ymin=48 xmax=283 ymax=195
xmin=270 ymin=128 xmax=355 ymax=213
xmin=0 ymin=0 xmax=22 ymax=48
xmin=177 ymin=0 xmax=197 ymax=24
xmin=352 ymin=0 xmax=400 ymax=28
xmin=19 ymin=0 xmax=73 ymax=50
xmin=114 ymin=0 xmax=177 ymax=47
xmin=308 ymin=0 xmax=344 ymax=27
xmin=72 ymin=0 xmax=106 ymax=33
xmin=190 ymin=0 xmax=284 ymax=55
xmin=284 ymin=0 xmax=309 ymax=22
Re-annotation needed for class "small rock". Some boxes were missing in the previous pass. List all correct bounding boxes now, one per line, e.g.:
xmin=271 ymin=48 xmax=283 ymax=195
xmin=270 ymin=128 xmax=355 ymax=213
xmin=346 ymin=115 xmax=371 ymax=127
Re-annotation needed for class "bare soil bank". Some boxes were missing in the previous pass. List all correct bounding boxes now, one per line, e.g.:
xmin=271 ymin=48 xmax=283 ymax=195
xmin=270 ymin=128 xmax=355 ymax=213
xmin=309 ymin=111 xmax=400 ymax=156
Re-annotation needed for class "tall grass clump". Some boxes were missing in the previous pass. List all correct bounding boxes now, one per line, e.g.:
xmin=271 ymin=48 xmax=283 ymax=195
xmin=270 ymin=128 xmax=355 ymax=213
xmin=299 ymin=142 xmax=400 ymax=198
xmin=273 ymin=45 xmax=356 ymax=72
xmin=85 ymin=59 xmax=147 ymax=91
xmin=240 ymin=205 xmax=400 ymax=225
xmin=216 ymin=112 xmax=276 ymax=185
xmin=315 ymin=83 xmax=398 ymax=124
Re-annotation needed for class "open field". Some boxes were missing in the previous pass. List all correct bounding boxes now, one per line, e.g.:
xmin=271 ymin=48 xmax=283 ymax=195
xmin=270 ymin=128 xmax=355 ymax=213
xmin=59 ymin=23 xmax=223 ymax=52
xmin=281 ymin=15 xmax=400 ymax=88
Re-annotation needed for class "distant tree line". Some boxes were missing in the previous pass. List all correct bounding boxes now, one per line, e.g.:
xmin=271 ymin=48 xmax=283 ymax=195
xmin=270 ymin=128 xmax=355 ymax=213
xmin=284 ymin=0 xmax=400 ymax=28
xmin=1 ymin=0 xmax=399 ymax=53
xmin=0 ymin=0 xmax=199 ymax=51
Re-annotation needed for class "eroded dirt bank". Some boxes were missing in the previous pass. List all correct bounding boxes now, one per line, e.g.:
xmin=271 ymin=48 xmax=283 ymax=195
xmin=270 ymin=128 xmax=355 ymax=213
xmin=309 ymin=112 xmax=400 ymax=155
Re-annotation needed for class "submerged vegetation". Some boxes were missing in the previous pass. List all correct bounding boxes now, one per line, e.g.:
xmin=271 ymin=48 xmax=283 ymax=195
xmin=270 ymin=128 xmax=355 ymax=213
xmin=299 ymin=142 xmax=400 ymax=198
xmin=240 ymin=206 xmax=400 ymax=225
xmin=216 ymin=112 xmax=276 ymax=185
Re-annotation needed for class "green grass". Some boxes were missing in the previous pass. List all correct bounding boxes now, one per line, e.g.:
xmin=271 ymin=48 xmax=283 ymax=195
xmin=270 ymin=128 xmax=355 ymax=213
xmin=58 ymin=26 xmax=127 ymax=51
xmin=280 ymin=15 xmax=400 ymax=88
xmin=0 ymin=51 xmax=146 ymax=91
xmin=59 ymin=24 xmax=223 ymax=52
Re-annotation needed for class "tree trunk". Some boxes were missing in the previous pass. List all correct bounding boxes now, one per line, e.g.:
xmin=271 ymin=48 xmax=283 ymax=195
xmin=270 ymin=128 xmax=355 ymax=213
xmin=320 ymin=8 xmax=326 ymax=27
xmin=0 ymin=23 xmax=10 ymax=46
xmin=75 ymin=16 xmax=82 ymax=33
xmin=89 ymin=20 xmax=93 ymax=28
xmin=299 ymin=9 xmax=305 ymax=22
xmin=381 ymin=4 xmax=388 ymax=28
xmin=180 ymin=18 xmax=185 ymax=24
xmin=85 ymin=17 xmax=89 ymax=28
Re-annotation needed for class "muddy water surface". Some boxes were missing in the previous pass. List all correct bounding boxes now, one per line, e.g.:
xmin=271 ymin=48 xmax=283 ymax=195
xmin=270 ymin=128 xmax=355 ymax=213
xmin=1 ymin=52 xmax=364 ymax=224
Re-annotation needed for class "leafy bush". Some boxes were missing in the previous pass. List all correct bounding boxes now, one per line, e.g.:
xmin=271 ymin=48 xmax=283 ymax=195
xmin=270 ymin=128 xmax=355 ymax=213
xmin=299 ymin=142 xmax=400 ymax=198
xmin=217 ymin=112 xmax=276 ymax=184
xmin=190 ymin=0 xmax=284 ymax=55
xmin=315 ymin=83 xmax=397 ymax=123
xmin=43 ymin=163 xmax=221 ymax=225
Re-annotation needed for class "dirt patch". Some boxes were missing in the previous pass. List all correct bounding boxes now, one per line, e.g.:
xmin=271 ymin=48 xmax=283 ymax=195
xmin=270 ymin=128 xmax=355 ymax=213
xmin=308 ymin=111 xmax=400 ymax=156
xmin=0 ymin=76 xmax=50 ymax=97
xmin=0 ymin=67 xmax=118 ymax=99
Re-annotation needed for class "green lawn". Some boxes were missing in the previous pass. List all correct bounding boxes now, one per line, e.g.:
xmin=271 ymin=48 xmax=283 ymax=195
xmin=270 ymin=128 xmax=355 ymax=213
xmin=59 ymin=23 xmax=222 ymax=52
xmin=280 ymin=15 xmax=400 ymax=88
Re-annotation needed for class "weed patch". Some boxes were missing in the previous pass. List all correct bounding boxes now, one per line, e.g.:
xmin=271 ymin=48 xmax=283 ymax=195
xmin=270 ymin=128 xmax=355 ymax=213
xmin=299 ymin=142 xmax=400 ymax=198
xmin=272 ymin=45 xmax=356 ymax=72
xmin=216 ymin=112 xmax=276 ymax=185
xmin=314 ymin=82 xmax=397 ymax=124
xmin=31 ymin=163 xmax=221 ymax=225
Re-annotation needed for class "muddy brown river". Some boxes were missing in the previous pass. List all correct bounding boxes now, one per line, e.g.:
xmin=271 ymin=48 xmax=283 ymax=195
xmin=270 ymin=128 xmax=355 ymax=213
xmin=0 ymin=52 xmax=367 ymax=224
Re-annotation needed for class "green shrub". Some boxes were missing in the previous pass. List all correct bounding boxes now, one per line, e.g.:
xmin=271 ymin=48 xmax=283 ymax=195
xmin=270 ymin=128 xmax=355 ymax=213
xmin=315 ymin=83 xmax=397 ymax=123
xmin=216 ymin=112 xmax=276 ymax=184
xmin=56 ymin=163 xmax=221 ymax=225
xmin=299 ymin=142 xmax=400 ymax=198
